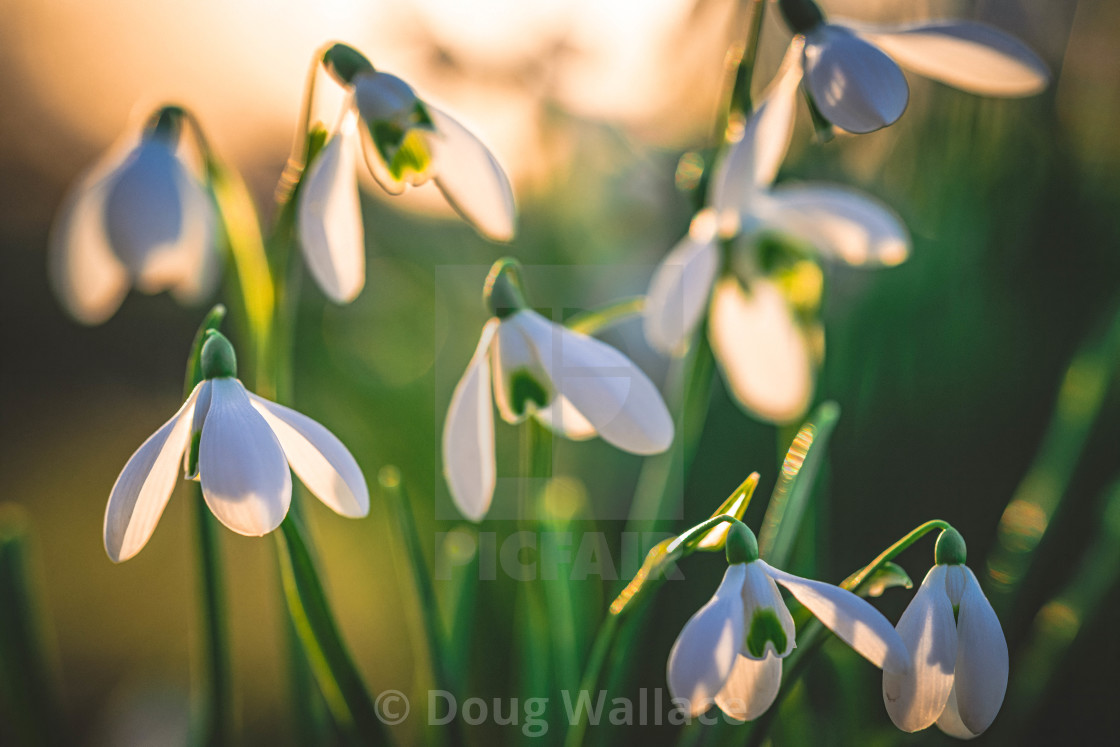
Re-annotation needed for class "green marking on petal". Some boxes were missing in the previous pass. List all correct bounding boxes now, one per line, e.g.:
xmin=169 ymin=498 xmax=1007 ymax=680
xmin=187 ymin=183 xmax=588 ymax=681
xmin=746 ymin=607 xmax=788 ymax=659
xmin=389 ymin=129 xmax=432 ymax=181
xmin=508 ymin=369 xmax=550 ymax=417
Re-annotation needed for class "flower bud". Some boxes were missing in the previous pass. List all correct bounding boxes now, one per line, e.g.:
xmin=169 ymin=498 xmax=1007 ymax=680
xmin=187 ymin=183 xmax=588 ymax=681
xmin=778 ymin=0 xmax=825 ymax=34
xmin=725 ymin=521 xmax=759 ymax=565
xmin=484 ymin=258 xmax=528 ymax=319
xmin=322 ymin=43 xmax=375 ymax=86
xmin=200 ymin=330 xmax=237 ymax=380
xmin=934 ymin=526 xmax=967 ymax=566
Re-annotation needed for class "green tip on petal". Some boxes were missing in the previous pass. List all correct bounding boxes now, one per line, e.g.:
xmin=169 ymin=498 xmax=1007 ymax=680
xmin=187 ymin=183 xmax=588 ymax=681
xmin=778 ymin=0 xmax=825 ymax=34
xmin=200 ymin=330 xmax=237 ymax=380
xmin=746 ymin=608 xmax=788 ymax=658
xmin=935 ymin=526 xmax=967 ymax=566
xmin=725 ymin=521 xmax=759 ymax=565
xmin=322 ymin=43 xmax=375 ymax=86
xmin=484 ymin=258 xmax=528 ymax=319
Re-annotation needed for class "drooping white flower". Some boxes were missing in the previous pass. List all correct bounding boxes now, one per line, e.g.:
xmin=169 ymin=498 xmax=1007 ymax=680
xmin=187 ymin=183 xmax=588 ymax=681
xmin=668 ymin=522 xmax=909 ymax=720
xmin=883 ymin=528 xmax=1008 ymax=739
xmin=104 ymin=331 xmax=369 ymax=562
xmin=49 ymin=107 xmax=219 ymax=324
xmin=644 ymin=47 xmax=908 ymax=424
xmin=295 ymin=45 xmax=516 ymax=306
xmin=443 ymin=259 xmax=674 ymax=521
xmin=777 ymin=0 xmax=1050 ymax=133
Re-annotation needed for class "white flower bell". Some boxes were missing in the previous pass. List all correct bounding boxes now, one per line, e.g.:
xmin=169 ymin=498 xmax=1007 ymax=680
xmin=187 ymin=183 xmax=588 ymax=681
xmin=644 ymin=48 xmax=908 ymax=424
xmin=882 ymin=528 xmax=1009 ymax=739
xmin=104 ymin=331 xmax=369 ymax=562
xmin=778 ymin=0 xmax=1050 ymax=133
xmin=49 ymin=106 xmax=219 ymax=324
xmin=296 ymin=44 xmax=516 ymax=305
xmin=442 ymin=259 xmax=674 ymax=521
xmin=668 ymin=522 xmax=910 ymax=720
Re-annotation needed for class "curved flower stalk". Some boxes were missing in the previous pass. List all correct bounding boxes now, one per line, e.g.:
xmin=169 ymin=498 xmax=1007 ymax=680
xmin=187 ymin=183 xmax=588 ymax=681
xmin=443 ymin=259 xmax=674 ymax=521
xmin=667 ymin=522 xmax=909 ymax=720
xmin=777 ymin=0 xmax=1050 ymax=133
xmin=49 ymin=105 xmax=219 ymax=324
xmin=294 ymin=43 xmax=517 ymax=303
xmin=883 ymin=528 xmax=1008 ymax=739
xmin=645 ymin=48 xmax=909 ymax=424
xmin=104 ymin=331 xmax=369 ymax=562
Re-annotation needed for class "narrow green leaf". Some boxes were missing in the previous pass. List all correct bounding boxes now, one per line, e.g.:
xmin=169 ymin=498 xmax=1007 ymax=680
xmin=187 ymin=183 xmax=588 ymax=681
xmin=758 ymin=401 xmax=841 ymax=568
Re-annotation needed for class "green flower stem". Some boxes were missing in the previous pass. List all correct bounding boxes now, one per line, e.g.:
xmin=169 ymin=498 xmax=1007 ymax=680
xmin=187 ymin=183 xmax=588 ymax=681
xmin=0 ymin=505 xmax=67 ymax=746
xmin=725 ymin=0 xmax=769 ymax=129
xmin=182 ymin=307 xmax=233 ymax=746
xmin=565 ymin=296 xmax=645 ymax=335
xmin=380 ymin=469 xmax=466 ymax=747
xmin=274 ymin=516 xmax=387 ymax=744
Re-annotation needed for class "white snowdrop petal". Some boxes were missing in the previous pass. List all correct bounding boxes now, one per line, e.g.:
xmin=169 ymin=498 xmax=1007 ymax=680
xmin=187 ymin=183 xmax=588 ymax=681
xmin=353 ymin=72 xmax=419 ymax=125
xmin=667 ymin=565 xmax=747 ymax=716
xmin=711 ymin=41 xmax=804 ymax=213
xmin=936 ymin=684 xmax=980 ymax=739
xmin=298 ymin=117 xmax=366 ymax=304
xmin=883 ymin=565 xmax=958 ymax=732
xmin=166 ymin=163 xmax=219 ymax=305
xmin=766 ymin=183 xmax=910 ymax=266
xmin=859 ymin=21 xmax=1049 ymax=97
xmin=760 ymin=560 xmax=910 ymax=673
xmin=643 ymin=215 xmax=720 ymax=355
xmin=247 ymin=393 xmax=369 ymax=518
xmin=198 ymin=378 xmax=292 ymax=536
xmin=48 ymin=168 xmax=130 ymax=325
xmin=514 ymin=310 xmax=674 ymax=455
xmin=714 ymin=653 xmax=783 ymax=722
xmin=492 ymin=319 xmax=551 ymax=424
xmin=357 ymin=123 xmax=409 ymax=195
xmin=429 ymin=106 xmax=516 ymax=242
xmin=103 ymin=140 xmax=198 ymax=290
xmin=708 ymin=278 xmax=814 ymax=425
xmin=104 ymin=383 xmax=202 ymax=562
xmin=803 ymin=25 xmax=909 ymax=134
xmin=741 ymin=561 xmax=797 ymax=658
xmin=533 ymin=395 xmax=597 ymax=441
xmin=442 ymin=319 xmax=499 ymax=522
xmin=952 ymin=566 xmax=1008 ymax=736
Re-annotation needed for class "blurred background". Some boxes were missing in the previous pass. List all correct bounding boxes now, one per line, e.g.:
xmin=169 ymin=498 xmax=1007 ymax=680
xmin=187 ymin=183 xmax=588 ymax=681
xmin=1 ymin=0 xmax=1118 ymax=744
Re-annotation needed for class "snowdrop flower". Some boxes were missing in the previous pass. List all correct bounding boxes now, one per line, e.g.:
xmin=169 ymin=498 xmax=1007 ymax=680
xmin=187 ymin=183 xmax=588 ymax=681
xmin=443 ymin=259 xmax=674 ymax=521
xmin=777 ymin=0 xmax=1050 ymax=133
xmin=104 ymin=331 xmax=369 ymax=562
xmin=49 ymin=105 xmax=218 ymax=324
xmin=645 ymin=47 xmax=908 ymax=424
xmin=883 ymin=528 xmax=1008 ymax=739
xmin=668 ymin=522 xmax=909 ymax=720
xmin=296 ymin=44 xmax=516 ymax=303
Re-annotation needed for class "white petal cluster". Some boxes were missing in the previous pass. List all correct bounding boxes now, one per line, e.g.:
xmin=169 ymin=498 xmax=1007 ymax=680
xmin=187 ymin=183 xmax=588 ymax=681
xmin=49 ymin=129 xmax=218 ymax=324
xmin=668 ymin=559 xmax=909 ymax=719
xmin=443 ymin=309 xmax=674 ymax=522
xmin=104 ymin=377 xmax=369 ymax=562
xmin=799 ymin=17 xmax=1050 ymax=134
xmin=883 ymin=564 xmax=1009 ymax=738
xmin=645 ymin=45 xmax=908 ymax=424
xmin=297 ymin=66 xmax=516 ymax=304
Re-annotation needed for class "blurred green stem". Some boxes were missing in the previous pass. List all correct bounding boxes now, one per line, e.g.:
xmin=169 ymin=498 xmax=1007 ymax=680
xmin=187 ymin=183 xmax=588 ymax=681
xmin=183 ymin=307 xmax=233 ymax=747
xmin=566 ymin=296 xmax=645 ymax=335
xmin=381 ymin=469 xmax=466 ymax=747
xmin=0 ymin=506 xmax=67 ymax=746
xmin=987 ymin=296 xmax=1120 ymax=618
xmin=274 ymin=516 xmax=387 ymax=744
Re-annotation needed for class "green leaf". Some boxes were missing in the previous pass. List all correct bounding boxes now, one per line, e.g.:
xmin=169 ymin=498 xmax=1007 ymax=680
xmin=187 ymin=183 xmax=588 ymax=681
xmin=758 ymin=401 xmax=840 ymax=568
xmin=841 ymin=561 xmax=912 ymax=598
xmin=609 ymin=474 xmax=759 ymax=616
